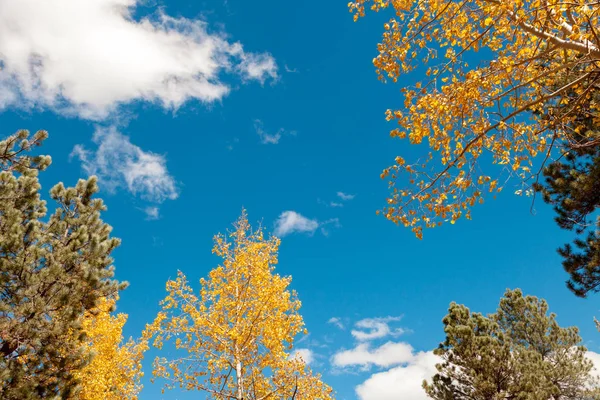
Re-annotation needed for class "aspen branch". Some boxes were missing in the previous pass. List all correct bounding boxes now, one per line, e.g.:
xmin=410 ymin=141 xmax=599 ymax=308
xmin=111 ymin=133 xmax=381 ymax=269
xmin=400 ymin=71 xmax=592 ymax=209
xmin=482 ymin=0 xmax=600 ymax=58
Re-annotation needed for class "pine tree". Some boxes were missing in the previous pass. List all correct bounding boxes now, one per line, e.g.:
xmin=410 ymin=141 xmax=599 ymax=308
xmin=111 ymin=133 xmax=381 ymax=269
xmin=146 ymin=211 xmax=334 ymax=399
xmin=537 ymin=144 xmax=600 ymax=297
xmin=424 ymin=289 xmax=600 ymax=399
xmin=533 ymin=82 xmax=600 ymax=297
xmin=0 ymin=130 xmax=125 ymax=399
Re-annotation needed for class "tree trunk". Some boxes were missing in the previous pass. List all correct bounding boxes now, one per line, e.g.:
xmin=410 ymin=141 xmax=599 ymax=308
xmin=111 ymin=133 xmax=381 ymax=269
xmin=235 ymin=348 xmax=243 ymax=400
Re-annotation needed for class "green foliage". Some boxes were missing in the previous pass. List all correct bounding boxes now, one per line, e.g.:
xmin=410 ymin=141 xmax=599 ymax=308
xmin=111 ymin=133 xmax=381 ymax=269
xmin=0 ymin=130 xmax=125 ymax=399
xmin=424 ymin=289 xmax=600 ymax=400
xmin=537 ymin=144 xmax=600 ymax=297
xmin=533 ymin=80 xmax=600 ymax=297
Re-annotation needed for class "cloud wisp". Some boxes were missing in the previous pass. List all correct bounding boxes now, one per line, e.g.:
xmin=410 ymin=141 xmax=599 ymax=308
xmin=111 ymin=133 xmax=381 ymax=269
xmin=318 ymin=192 xmax=355 ymax=208
xmin=143 ymin=206 xmax=161 ymax=220
xmin=337 ymin=192 xmax=356 ymax=201
xmin=274 ymin=211 xmax=319 ymax=237
xmin=273 ymin=211 xmax=340 ymax=238
xmin=332 ymin=341 xmax=415 ymax=369
xmin=71 ymin=127 xmax=178 ymax=218
xmin=0 ymin=0 xmax=278 ymax=119
xmin=351 ymin=316 xmax=405 ymax=341
xmin=253 ymin=119 xmax=295 ymax=145
xmin=328 ymin=317 xmax=345 ymax=330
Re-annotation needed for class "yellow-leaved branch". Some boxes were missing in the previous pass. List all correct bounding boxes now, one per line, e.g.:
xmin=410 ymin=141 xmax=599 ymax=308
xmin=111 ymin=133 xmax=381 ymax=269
xmin=73 ymin=297 xmax=148 ymax=400
xmin=350 ymin=0 xmax=600 ymax=238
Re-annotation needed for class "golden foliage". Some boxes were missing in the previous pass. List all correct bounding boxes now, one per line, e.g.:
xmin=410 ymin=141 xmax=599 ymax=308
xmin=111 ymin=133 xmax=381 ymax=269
xmin=145 ymin=211 xmax=333 ymax=399
xmin=350 ymin=0 xmax=600 ymax=238
xmin=73 ymin=297 xmax=147 ymax=400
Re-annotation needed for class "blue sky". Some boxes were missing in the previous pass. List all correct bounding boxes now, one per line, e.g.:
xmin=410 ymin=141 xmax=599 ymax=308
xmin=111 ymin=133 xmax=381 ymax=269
xmin=1 ymin=0 xmax=600 ymax=399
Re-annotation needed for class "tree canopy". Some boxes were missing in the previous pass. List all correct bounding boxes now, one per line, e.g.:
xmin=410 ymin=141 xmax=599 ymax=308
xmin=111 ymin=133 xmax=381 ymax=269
xmin=424 ymin=289 xmax=600 ymax=399
xmin=533 ymin=84 xmax=600 ymax=296
xmin=73 ymin=297 xmax=147 ymax=400
xmin=0 ymin=130 xmax=125 ymax=399
xmin=145 ymin=211 xmax=334 ymax=399
xmin=350 ymin=0 xmax=600 ymax=239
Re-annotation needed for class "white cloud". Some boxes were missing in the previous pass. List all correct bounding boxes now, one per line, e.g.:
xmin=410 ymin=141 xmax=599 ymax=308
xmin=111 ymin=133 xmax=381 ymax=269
xmin=0 ymin=0 xmax=277 ymax=119
xmin=355 ymin=351 xmax=439 ymax=400
xmin=352 ymin=316 xmax=405 ymax=341
xmin=254 ymin=119 xmax=282 ymax=144
xmin=253 ymin=119 xmax=295 ymax=145
xmin=586 ymin=351 xmax=600 ymax=379
xmin=71 ymin=127 xmax=178 ymax=203
xmin=274 ymin=211 xmax=319 ymax=237
xmin=320 ymin=217 xmax=341 ymax=237
xmin=238 ymin=53 xmax=278 ymax=83
xmin=144 ymin=206 xmax=160 ymax=220
xmin=317 ymin=198 xmax=344 ymax=208
xmin=290 ymin=348 xmax=314 ymax=366
xmin=337 ymin=192 xmax=355 ymax=201
xmin=328 ymin=317 xmax=345 ymax=330
xmin=332 ymin=341 xmax=415 ymax=369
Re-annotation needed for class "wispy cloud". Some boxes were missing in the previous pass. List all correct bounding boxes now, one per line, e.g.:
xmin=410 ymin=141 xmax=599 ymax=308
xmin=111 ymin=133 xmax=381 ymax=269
xmin=332 ymin=341 xmax=414 ymax=369
xmin=274 ymin=211 xmax=319 ymax=237
xmin=0 ymin=0 xmax=277 ymax=119
xmin=317 ymin=198 xmax=344 ymax=208
xmin=318 ymin=192 xmax=354 ymax=208
xmin=328 ymin=317 xmax=345 ymax=330
xmin=144 ymin=206 xmax=160 ymax=220
xmin=273 ymin=211 xmax=341 ymax=238
xmin=320 ymin=218 xmax=341 ymax=237
xmin=337 ymin=191 xmax=356 ymax=201
xmin=351 ymin=316 xmax=405 ymax=341
xmin=226 ymin=137 xmax=240 ymax=151
xmin=238 ymin=53 xmax=278 ymax=83
xmin=71 ymin=127 xmax=178 ymax=205
xmin=253 ymin=119 xmax=295 ymax=145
